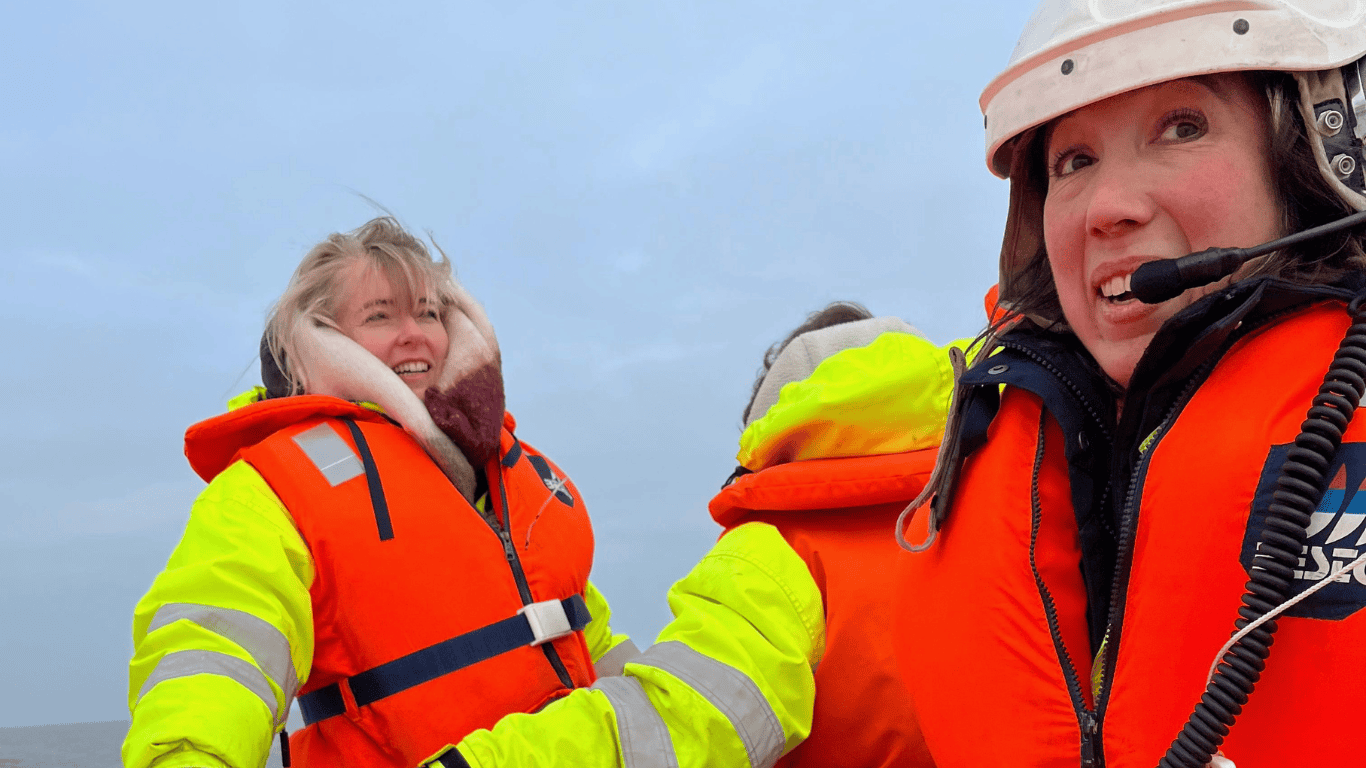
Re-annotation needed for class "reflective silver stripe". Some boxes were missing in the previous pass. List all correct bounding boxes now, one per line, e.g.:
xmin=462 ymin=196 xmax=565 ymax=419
xmin=636 ymin=641 xmax=784 ymax=768
xmin=138 ymin=649 xmax=282 ymax=724
xmin=594 ymin=638 xmax=643 ymax=678
xmin=591 ymin=676 xmax=679 ymax=768
xmin=292 ymin=423 xmax=363 ymax=486
xmin=149 ymin=603 xmax=299 ymax=702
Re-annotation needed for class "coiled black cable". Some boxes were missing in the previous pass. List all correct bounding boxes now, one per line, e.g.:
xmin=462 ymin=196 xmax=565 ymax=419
xmin=1157 ymin=294 xmax=1366 ymax=768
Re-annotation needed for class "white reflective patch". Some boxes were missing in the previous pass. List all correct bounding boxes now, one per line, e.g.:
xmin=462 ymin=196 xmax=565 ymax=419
xmin=292 ymin=424 xmax=363 ymax=486
xmin=149 ymin=603 xmax=299 ymax=702
xmin=637 ymin=641 xmax=785 ymax=768
xmin=138 ymin=649 xmax=283 ymax=725
xmin=591 ymin=676 xmax=679 ymax=768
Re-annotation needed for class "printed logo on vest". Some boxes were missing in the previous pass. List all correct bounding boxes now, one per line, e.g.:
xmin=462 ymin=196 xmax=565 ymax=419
xmin=1241 ymin=443 xmax=1366 ymax=621
xmin=527 ymin=454 xmax=574 ymax=507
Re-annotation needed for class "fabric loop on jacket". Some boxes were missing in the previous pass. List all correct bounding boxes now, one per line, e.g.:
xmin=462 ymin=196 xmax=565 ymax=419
xmin=634 ymin=641 xmax=785 ymax=768
xmin=591 ymin=676 xmax=681 ymax=768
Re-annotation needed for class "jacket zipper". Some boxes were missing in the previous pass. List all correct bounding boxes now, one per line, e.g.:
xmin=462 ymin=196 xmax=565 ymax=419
xmin=999 ymin=340 xmax=1120 ymax=538
xmin=999 ymin=340 xmax=1120 ymax=763
xmin=1091 ymin=353 xmax=1233 ymax=737
xmin=1004 ymin=296 xmax=1328 ymax=762
xmin=1091 ymin=305 xmax=1292 ymax=723
xmin=489 ymin=464 xmax=576 ymax=689
xmin=1027 ymin=411 xmax=1103 ymax=767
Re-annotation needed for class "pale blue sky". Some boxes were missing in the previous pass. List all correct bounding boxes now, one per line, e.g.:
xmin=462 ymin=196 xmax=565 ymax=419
xmin=1 ymin=0 xmax=1034 ymax=726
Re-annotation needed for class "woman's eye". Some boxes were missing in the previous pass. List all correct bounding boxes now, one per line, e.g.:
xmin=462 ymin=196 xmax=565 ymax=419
xmin=1160 ymin=121 xmax=1203 ymax=141
xmin=1158 ymin=110 xmax=1207 ymax=142
xmin=1052 ymin=150 xmax=1095 ymax=178
xmin=365 ymin=312 xmax=388 ymax=323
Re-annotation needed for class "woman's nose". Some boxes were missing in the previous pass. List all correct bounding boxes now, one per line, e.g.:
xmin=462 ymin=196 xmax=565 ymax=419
xmin=1084 ymin=157 xmax=1158 ymax=238
xmin=395 ymin=314 xmax=424 ymax=344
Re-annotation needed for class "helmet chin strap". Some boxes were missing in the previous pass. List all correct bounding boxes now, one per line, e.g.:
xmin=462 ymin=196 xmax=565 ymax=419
xmin=292 ymin=318 xmax=478 ymax=503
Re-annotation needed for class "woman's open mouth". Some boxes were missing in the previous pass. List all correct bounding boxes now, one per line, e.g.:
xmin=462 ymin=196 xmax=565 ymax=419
xmin=1099 ymin=273 xmax=1135 ymax=303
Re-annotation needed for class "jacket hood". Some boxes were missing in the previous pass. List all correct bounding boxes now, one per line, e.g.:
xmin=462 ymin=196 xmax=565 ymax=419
xmin=738 ymin=326 xmax=969 ymax=471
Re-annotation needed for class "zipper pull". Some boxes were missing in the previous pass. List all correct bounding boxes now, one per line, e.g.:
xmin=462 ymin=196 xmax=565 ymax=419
xmin=1079 ymin=710 xmax=1100 ymax=768
xmin=1090 ymin=629 xmax=1110 ymax=704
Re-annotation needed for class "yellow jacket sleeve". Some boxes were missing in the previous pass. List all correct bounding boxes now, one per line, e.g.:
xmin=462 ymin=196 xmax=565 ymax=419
xmin=426 ymin=522 xmax=824 ymax=768
xmin=582 ymin=580 xmax=640 ymax=676
xmin=123 ymin=461 xmax=315 ymax=768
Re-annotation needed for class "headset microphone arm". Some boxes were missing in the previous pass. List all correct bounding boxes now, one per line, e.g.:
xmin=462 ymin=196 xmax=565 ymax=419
xmin=1130 ymin=209 xmax=1366 ymax=304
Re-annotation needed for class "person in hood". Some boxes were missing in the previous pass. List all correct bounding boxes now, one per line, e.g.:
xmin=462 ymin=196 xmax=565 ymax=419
xmin=418 ymin=301 xmax=966 ymax=768
xmin=122 ymin=217 xmax=634 ymax=768
xmin=896 ymin=2 xmax=1366 ymax=767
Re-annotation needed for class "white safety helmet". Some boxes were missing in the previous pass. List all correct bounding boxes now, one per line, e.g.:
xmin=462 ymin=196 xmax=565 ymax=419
xmin=983 ymin=0 xmax=1366 ymax=310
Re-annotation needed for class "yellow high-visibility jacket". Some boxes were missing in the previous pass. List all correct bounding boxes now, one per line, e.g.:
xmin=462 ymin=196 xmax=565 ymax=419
xmin=426 ymin=327 xmax=968 ymax=768
xmin=123 ymin=392 xmax=631 ymax=768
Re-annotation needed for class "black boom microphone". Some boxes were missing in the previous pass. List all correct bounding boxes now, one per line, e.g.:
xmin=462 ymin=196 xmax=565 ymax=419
xmin=1130 ymin=209 xmax=1366 ymax=303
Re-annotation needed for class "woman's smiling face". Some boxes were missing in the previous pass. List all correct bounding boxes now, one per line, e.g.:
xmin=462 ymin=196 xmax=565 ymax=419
xmin=334 ymin=260 xmax=450 ymax=398
xmin=1042 ymin=75 xmax=1283 ymax=388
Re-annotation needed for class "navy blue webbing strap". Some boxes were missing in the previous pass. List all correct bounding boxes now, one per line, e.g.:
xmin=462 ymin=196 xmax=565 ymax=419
xmin=424 ymin=747 xmax=473 ymax=768
xmin=339 ymin=418 xmax=393 ymax=541
xmin=278 ymin=728 xmax=291 ymax=767
xmin=501 ymin=435 xmax=523 ymax=468
xmin=297 ymin=594 xmax=591 ymax=725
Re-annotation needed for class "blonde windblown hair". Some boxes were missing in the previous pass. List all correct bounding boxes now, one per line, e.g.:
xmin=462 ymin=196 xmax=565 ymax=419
xmin=264 ymin=217 xmax=458 ymax=396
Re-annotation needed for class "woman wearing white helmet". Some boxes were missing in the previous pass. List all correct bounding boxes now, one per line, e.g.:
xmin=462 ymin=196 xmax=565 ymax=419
xmin=896 ymin=2 xmax=1366 ymax=767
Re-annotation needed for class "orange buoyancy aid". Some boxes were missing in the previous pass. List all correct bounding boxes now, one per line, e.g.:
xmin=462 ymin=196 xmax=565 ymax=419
xmin=711 ymin=449 xmax=940 ymax=768
xmin=184 ymin=395 xmax=597 ymax=768
xmin=897 ymin=302 xmax=1366 ymax=767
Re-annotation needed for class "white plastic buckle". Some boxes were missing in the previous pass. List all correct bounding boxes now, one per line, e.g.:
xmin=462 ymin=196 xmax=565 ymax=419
xmin=518 ymin=599 xmax=573 ymax=646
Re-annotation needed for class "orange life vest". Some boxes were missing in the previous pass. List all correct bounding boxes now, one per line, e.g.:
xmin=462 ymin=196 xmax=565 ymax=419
xmin=711 ymin=449 xmax=939 ymax=768
xmin=897 ymin=301 xmax=1366 ymax=767
xmin=185 ymin=395 xmax=597 ymax=768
